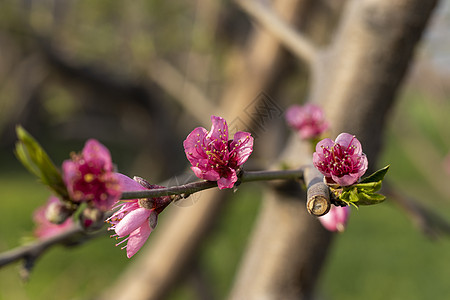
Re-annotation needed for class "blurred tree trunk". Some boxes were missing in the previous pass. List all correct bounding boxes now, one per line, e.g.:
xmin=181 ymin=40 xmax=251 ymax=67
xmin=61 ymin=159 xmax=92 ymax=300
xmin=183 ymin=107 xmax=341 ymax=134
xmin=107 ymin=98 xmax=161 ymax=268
xmin=229 ymin=0 xmax=438 ymax=299
xmin=99 ymin=1 xmax=313 ymax=300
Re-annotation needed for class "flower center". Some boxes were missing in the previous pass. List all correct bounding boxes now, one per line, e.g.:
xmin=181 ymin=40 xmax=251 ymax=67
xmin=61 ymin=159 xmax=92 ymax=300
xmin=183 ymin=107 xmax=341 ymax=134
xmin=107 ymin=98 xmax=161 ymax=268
xmin=321 ymin=142 xmax=361 ymax=176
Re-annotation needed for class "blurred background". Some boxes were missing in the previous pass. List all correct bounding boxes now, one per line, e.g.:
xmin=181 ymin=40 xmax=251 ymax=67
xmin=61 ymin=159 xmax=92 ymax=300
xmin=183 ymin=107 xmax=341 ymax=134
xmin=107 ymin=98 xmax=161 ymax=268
xmin=1 ymin=0 xmax=450 ymax=299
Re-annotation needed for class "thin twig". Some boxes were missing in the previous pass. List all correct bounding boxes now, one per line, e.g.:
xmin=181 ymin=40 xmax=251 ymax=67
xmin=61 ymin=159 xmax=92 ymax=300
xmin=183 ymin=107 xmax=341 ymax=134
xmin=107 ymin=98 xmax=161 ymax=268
xmin=384 ymin=183 xmax=450 ymax=239
xmin=234 ymin=0 xmax=318 ymax=66
xmin=0 ymin=166 xmax=330 ymax=273
xmin=120 ymin=168 xmax=306 ymax=199
xmin=0 ymin=223 xmax=103 ymax=280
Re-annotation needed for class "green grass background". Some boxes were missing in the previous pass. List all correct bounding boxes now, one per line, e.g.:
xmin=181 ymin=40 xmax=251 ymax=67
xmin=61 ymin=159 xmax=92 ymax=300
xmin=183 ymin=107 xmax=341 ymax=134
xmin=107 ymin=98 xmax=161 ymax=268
xmin=1 ymin=92 xmax=450 ymax=300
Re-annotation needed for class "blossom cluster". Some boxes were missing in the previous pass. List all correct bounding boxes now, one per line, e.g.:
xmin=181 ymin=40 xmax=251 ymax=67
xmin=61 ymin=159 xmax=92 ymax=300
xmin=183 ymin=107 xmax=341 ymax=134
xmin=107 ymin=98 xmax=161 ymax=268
xmin=28 ymin=115 xmax=255 ymax=257
xmin=22 ymin=107 xmax=380 ymax=256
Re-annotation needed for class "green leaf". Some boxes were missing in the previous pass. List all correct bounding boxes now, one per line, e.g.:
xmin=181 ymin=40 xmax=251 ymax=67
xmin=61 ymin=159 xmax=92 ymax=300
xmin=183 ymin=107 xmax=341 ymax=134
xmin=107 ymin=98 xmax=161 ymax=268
xmin=351 ymin=180 xmax=382 ymax=193
xmin=349 ymin=188 xmax=359 ymax=203
xmin=360 ymin=165 xmax=390 ymax=184
xmin=338 ymin=183 xmax=386 ymax=207
xmin=14 ymin=126 xmax=69 ymax=199
xmin=355 ymin=192 xmax=386 ymax=205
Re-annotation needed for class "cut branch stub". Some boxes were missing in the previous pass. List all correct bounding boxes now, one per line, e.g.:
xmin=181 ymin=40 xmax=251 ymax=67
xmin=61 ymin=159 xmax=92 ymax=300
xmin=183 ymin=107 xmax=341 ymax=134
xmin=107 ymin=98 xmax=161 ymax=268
xmin=304 ymin=166 xmax=331 ymax=216
xmin=307 ymin=192 xmax=331 ymax=216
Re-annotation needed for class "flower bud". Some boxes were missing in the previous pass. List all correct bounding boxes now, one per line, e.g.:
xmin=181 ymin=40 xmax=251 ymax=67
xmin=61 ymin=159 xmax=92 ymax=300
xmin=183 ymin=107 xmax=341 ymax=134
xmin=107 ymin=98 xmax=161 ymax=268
xmin=318 ymin=205 xmax=350 ymax=232
xmin=148 ymin=210 xmax=158 ymax=230
xmin=45 ymin=200 xmax=73 ymax=224
xmin=80 ymin=207 xmax=105 ymax=231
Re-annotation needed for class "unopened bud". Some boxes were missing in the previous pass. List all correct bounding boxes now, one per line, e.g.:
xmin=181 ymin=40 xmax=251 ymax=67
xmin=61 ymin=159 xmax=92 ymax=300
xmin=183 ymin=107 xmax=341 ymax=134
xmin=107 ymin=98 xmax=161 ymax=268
xmin=80 ymin=207 xmax=104 ymax=231
xmin=148 ymin=210 xmax=158 ymax=230
xmin=45 ymin=201 xmax=73 ymax=224
xmin=318 ymin=205 xmax=350 ymax=232
xmin=134 ymin=176 xmax=153 ymax=189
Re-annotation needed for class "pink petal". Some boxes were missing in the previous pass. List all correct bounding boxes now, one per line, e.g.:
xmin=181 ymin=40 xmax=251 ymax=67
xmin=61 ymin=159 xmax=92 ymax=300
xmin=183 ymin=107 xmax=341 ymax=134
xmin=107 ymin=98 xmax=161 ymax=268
xmin=82 ymin=139 xmax=113 ymax=171
xmin=125 ymin=222 xmax=152 ymax=258
xmin=312 ymin=152 xmax=331 ymax=177
xmin=61 ymin=160 xmax=78 ymax=199
xmin=116 ymin=173 xmax=146 ymax=191
xmin=217 ymin=169 xmax=237 ymax=189
xmin=207 ymin=116 xmax=228 ymax=142
xmin=191 ymin=166 xmax=220 ymax=181
xmin=230 ymin=131 xmax=254 ymax=166
xmin=358 ymin=153 xmax=369 ymax=177
xmin=319 ymin=205 xmax=350 ymax=232
xmin=115 ymin=207 xmax=151 ymax=237
xmin=332 ymin=173 xmax=359 ymax=186
xmin=183 ymin=127 xmax=208 ymax=165
xmin=315 ymin=138 xmax=334 ymax=153
xmin=335 ymin=133 xmax=362 ymax=154
xmin=285 ymin=105 xmax=302 ymax=127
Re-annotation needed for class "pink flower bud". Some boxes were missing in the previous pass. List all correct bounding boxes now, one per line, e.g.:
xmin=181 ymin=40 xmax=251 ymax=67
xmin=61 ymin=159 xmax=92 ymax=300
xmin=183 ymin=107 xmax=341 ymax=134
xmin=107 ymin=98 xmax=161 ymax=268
xmin=318 ymin=205 xmax=350 ymax=232
xmin=44 ymin=198 xmax=73 ymax=224
xmin=80 ymin=207 xmax=105 ymax=230
xmin=33 ymin=196 xmax=74 ymax=239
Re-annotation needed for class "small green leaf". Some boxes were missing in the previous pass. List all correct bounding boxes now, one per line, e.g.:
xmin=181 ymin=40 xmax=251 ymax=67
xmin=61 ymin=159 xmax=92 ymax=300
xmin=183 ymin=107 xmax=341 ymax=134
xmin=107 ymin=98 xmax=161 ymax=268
xmin=352 ymin=181 xmax=382 ymax=193
xmin=349 ymin=188 xmax=359 ymax=203
xmin=338 ymin=180 xmax=387 ymax=207
xmin=360 ymin=165 xmax=390 ymax=184
xmin=15 ymin=126 xmax=69 ymax=199
xmin=355 ymin=192 xmax=386 ymax=205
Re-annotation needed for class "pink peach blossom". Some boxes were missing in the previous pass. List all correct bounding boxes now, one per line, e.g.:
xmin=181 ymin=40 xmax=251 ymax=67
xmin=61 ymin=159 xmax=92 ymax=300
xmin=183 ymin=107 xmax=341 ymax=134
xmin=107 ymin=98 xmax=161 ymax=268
xmin=313 ymin=133 xmax=368 ymax=186
xmin=286 ymin=103 xmax=328 ymax=140
xmin=62 ymin=139 xmax=121 ymax=210
xmin=184 ymin=115 xmax=253 ymax=189
xmin=107 ymin=174 xmax=169 ymax=258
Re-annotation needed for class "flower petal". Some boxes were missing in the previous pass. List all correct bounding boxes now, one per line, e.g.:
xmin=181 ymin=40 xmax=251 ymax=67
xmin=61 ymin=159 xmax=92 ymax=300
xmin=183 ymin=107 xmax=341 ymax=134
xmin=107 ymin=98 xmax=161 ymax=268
xmin=358 ymin=153 xmax=369 ymax=177
xmin=229 ymin=131 xmax=254 ymax=166
xmin=183 ymin=127 xmax=208 ymax=165
xmin=207 ymin=116 xmax=228 ymax=142
xmin=115 ymin=207 xmax=151 ymax=237
xmin=125 ymin=222 xmax=152 ymax=258
xmin=319 ymin=205 xmax=350 ymax=232
xmin=116 ymin=173 xmax=146 ymax=191
xmin=285 ymin=105 xmax=303 ymax=128
xmin=191 ymin=166 xmax=220 ymax=181
xmin=332 ymin=173 xmax=359 ymax=187
xmin=82 ymin=139 xmax=113 ymax=171
xmin=315 ymin=138 xmax=334 ymax=153
xmin=335 ymin=133 xmax=362 ymax=153
xmin=217 ymin=169 xmax=237 ymax=189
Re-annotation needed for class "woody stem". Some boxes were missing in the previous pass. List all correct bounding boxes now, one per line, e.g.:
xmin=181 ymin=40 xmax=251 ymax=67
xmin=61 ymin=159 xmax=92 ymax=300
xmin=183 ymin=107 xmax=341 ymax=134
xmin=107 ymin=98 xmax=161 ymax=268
xmin=120 ymin=168 xmax=308 ymax=199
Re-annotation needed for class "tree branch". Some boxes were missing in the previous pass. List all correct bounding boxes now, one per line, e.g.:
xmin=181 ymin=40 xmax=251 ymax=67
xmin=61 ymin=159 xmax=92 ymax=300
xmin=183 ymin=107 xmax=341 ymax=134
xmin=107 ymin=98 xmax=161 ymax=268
xmin=384 ymin=183 xmax=450 ymax=239
xmin=0 ymin=223 xmax=102 ymax=280
xmin=0 ymin=166 xmax=328 ymax=274
xmin=120 ymin=168 xmax=306 ymax=199
xmin=234 ymin=0 xmax=318 ymax=67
